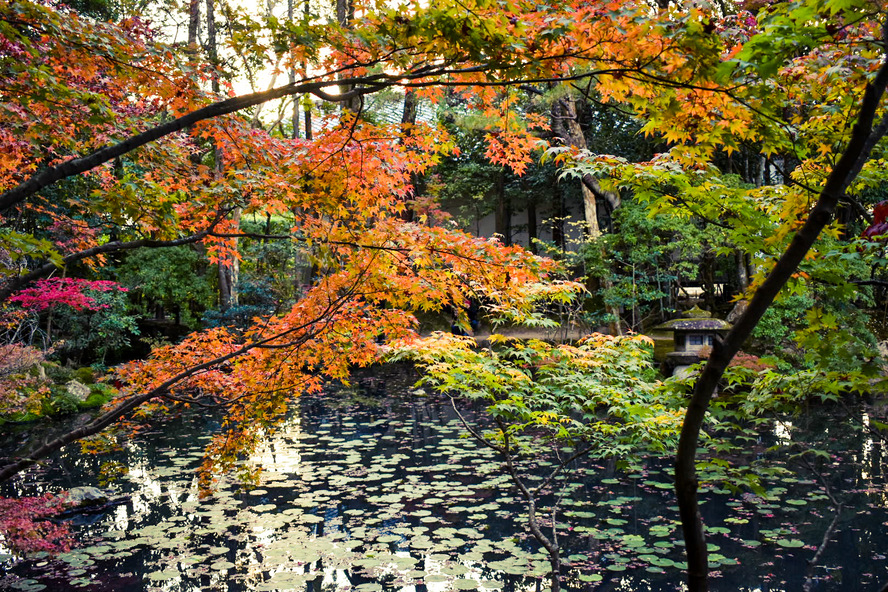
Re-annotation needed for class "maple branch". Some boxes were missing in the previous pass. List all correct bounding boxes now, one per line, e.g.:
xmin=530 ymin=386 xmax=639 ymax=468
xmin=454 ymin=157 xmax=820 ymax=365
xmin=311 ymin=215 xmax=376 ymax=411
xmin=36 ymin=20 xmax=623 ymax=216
xmin=208 ymin=230 xmax=519 ymax=268
xmin=674 ymin=24 xmax=888 ymax=592
xmin=0 ymin=273 xmax=366 ymax=483
xmin=0 ymin=44 xmax=658 ymax=216
xmin=0 ymin=68 xmax=402 ymax=214
xmin=531 ymin=443 xmax=594 ymax=497
xmin=449 ymin=396 xmax=507 ymax=455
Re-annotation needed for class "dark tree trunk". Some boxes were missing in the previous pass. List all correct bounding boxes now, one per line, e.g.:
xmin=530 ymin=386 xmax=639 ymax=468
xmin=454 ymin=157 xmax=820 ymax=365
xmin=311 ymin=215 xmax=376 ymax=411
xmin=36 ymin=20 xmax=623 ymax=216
xmin=205 ymin=0 xmax=219 ymax=94
xmin=336 ymin=0 xmax=361 ymax=114
xmin=674 ymin=44 xmax=888 ymax=592
xmin=188 ymin=0 xmax=200 ymax=48
xmin=399 ymin=89 xmax=419 ymax=222
xmin=735 ymin=249 xmax=748 ymax=292
xmin=551 ymin=182 xmax=564 ymax=252
xmin=494 ymin=170 xmax=511 ymax=245
xmin=527 ymin=197 xmax=538 ymax=254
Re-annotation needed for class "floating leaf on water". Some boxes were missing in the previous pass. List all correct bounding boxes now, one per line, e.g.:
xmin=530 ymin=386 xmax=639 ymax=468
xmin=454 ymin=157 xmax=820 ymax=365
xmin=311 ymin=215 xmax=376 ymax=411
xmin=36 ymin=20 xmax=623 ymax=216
xmin=614 ymin=556 xmax=632 ymax=564
xmin=301 ymin=515 xmax=324 ymax=524
xmin=148 ymin=569 xmax=180 ymax=581
xmin=340 ymin=539 xmax=364 ymax=549
xmin=411 ymin=540 xmax=434 ymax=549
xmin=425 ymin=574 xmax=449 ymax=583
xmin=776 ymin=539 xmax=805 ymax=548
xmin=443 ymin=565 xmax=470 ymax=576
xmin=354 ymin=558 xmax=386 ymax=569
xmin=579 ymin=574 xmax=603 ymax=583
xmin=606 ymin=564 xmax=626 ymax=572
xmin=454 ymin=579 xmax=479 ymax=590
xmin=211 ymin=560 xmax=236 ymax=570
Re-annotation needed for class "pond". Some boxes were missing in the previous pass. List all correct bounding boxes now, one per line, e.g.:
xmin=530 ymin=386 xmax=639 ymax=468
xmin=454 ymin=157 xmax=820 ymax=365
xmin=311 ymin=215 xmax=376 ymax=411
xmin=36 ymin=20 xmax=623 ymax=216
xmin=1 ymin=364 xmax=887 ymax=592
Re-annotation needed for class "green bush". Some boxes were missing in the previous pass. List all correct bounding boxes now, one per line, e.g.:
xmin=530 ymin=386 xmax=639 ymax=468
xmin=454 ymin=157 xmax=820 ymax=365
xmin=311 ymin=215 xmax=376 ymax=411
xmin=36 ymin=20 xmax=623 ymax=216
xmin=79 ymin=383 xmax=115 ymax=409
xmin=43 ymin=363 xmax=74 ymax=384
xmin=72 ymin=367 xmax=95 ymax=384
xmin=44 ymin=390 xmax=79 ymax=415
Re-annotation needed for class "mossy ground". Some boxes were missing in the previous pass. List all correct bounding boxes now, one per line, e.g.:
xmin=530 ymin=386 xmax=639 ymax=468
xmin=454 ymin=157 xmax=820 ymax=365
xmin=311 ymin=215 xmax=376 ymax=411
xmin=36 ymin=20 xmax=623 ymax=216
xmin=0 ymin=366 xmax=116 ymax=425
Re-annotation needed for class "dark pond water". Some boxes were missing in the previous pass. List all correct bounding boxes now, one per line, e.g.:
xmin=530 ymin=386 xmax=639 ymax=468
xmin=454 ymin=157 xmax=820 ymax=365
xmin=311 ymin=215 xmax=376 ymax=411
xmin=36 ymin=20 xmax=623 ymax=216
xmin=0 ymin=364 xmax=887 ymax=592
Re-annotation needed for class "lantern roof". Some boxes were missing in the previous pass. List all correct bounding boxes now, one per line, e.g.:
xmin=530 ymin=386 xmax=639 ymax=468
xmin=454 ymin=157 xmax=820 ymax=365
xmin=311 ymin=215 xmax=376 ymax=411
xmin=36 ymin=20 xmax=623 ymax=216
xmin=653 ymin=305 xmax=732 ymax=332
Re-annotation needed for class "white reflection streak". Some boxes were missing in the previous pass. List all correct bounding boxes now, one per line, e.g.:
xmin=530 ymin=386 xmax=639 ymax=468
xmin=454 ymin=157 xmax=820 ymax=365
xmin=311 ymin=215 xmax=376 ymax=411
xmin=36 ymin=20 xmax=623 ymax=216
xmin=774 ymin=421 xmax=793 ymax=445
xmin=249 ymin=412 xmax=303 ymax=476
xmin=112 ymin=502 xmax=129 ymax=531
xmin=862 ymin=412 xmax=873 ymax=481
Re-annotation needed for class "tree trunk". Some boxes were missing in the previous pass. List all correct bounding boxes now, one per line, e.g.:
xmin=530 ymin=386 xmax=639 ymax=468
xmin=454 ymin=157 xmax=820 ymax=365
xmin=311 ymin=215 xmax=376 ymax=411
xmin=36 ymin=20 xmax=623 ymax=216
xmin=553 ymin=96 xmax=600 ymax=237
xmin=188 ymin=0 xmax=200 ymax=48
xmin=550 ymin=95 xmax=621 ymax=333
xmin=336 ymin=0 xmax=361 ymax=114
xmin=674 ymin=44 xmax=888 ymax=592
xmin=701 ymin=248 xmax=717 ymax=313
xmin=551 ymin=182 xmax=564 ymax=252
xmin=205 ymin=0 xmax=219 ymax=94
xmin=205 ymin=0 xmax=239 ymax=311
xmin=399 ymin=89 xmax=419 ymax=222
xmin=527 ymin=197 xmax=538 ymax=254
xmin=735 ymin=249 xmax=748 ymax=292
xmin=301 ymin=0 xmax=311 ymax=138
xmin=494 ymin=170 xmax=511 ymax=245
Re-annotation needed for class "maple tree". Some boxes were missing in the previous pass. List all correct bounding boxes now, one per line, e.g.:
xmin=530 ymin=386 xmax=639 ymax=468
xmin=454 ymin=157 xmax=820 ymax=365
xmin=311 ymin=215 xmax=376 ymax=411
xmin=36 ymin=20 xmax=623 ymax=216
xmin=558 ymin=2 xmax=888 ymax=589
xmin=0 ymin=0 xmax=887 ymax=590
xmin=398 ymin=332 xmax=682 ymax=592
xmin=8 ymin=278 xmax=127 ymax=312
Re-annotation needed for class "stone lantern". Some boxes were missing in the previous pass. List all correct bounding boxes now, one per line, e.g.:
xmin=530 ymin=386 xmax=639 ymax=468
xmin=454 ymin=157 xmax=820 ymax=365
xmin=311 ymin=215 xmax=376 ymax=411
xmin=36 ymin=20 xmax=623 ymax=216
xmin=654 ymin=305 xmax=732 ymax=374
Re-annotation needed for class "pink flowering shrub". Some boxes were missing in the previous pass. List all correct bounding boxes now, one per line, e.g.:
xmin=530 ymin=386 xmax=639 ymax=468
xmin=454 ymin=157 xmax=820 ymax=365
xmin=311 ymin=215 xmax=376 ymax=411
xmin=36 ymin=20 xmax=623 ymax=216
xmin=0 ymin=493 xmax=73 ymax=556
xmin=9 ymin=278 xmax=127 ymax=312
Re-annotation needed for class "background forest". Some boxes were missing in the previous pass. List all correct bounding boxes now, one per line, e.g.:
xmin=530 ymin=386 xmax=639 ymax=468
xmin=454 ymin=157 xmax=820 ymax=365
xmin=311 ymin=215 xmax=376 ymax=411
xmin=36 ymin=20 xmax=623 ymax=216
xmin=1 ymin=0 xmax=888 ymax=590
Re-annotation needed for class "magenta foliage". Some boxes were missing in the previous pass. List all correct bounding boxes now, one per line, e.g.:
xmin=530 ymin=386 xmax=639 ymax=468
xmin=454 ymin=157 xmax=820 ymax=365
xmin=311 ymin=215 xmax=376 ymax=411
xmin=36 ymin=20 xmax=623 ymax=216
xmin=9 ymin=278 xmax=128 ymax=312
xmin=863 ymin=201 xmax=888 ymax=239
xmin=0 ymin=493 xmax=72 ymax=555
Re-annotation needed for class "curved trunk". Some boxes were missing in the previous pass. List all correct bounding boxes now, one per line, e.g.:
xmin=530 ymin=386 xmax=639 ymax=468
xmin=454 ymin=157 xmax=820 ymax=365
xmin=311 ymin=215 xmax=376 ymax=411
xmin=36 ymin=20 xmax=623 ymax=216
xmin=674 ymin=42 xmax=888 ymax=592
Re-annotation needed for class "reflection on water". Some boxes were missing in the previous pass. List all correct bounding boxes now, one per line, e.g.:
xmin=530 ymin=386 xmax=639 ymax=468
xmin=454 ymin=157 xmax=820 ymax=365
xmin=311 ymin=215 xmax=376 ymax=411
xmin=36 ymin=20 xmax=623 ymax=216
xmin=0 ymin=365 xmax=887 ymax=592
